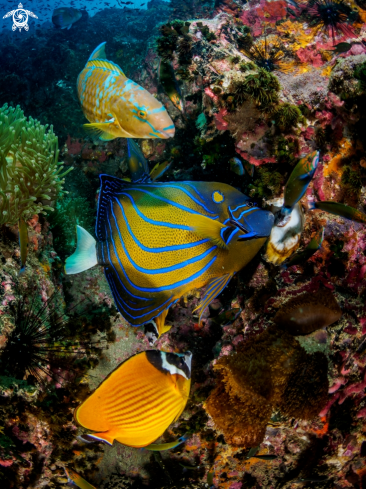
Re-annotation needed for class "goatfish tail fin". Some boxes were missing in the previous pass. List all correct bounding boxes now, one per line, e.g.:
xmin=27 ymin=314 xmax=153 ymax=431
xmin=189 ymin=214 xmax=228 ymax=250
xmin=65 ymin=225 xmax=97 ymax=275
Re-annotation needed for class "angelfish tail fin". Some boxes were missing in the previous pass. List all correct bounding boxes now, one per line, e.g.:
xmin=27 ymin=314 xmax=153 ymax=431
xmin=65 ymin=225 xmax=97 ymax=275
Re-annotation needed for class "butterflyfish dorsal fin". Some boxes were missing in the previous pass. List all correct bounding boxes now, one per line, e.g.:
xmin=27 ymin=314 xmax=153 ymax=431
xmin=86 ymin=59 xmax=125 ymax=76
xmin=189 ymin=214 xmax=229 ymax=250
xmin=127 ymin=138 xmax=151 ymax=183
xmin=88 ymin=41 xmax=107 ymax=61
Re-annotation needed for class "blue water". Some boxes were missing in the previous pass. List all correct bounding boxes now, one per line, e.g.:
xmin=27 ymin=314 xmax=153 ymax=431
xmin=0 ymin=0 xmax=157 ymax=32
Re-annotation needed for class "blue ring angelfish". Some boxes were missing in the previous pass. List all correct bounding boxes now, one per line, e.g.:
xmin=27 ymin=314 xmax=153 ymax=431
xmin=212 ymin=191 xmax=224 ymax=204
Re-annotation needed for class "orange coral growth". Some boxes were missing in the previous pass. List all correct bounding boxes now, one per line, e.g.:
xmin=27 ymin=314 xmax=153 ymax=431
xmin=273 ymin=289 xmax=342 ymax=335
xmin=205 ymin=328 xmax=329 ymax=446
xmin=323 ymin=138 xmax=354 ymax=177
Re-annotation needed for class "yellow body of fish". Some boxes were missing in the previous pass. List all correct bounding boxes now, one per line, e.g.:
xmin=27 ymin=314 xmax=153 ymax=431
xmin=94 ymin=177 xmax=274 ymax=329
xmin=74 ymin=351 xmax=191 ymax=447
xmin=77 ymin=42 xmax=175 ymax=140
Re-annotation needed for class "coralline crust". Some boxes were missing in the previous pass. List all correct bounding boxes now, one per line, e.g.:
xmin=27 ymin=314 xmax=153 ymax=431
xmin=273 ymin=289 xmax=342 ymax=335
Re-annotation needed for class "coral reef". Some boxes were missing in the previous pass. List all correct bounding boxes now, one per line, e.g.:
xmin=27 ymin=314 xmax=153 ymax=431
xmin=1 ymin=0 xmax=366 ymax=487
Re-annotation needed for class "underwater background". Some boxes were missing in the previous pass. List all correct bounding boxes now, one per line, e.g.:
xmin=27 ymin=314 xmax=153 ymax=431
xmin=1 ymin=0 xmax=366 ymax=487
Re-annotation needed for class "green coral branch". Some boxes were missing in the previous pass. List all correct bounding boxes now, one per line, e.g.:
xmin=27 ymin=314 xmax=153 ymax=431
xmin=0 ymin=104 xmax=73 ymax=226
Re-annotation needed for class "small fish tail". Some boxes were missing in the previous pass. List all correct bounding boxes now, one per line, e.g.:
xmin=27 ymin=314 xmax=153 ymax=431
xmin=65 ymin=226 xmax=97 ymax=275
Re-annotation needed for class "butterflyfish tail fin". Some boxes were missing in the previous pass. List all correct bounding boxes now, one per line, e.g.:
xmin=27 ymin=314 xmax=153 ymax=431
xmin=189 ymin=214 xmax=229 ymax=250
xmin=83 ymin=123 xmax=116 ymax=141
xmin=193 ymin=273 xmax=234 ymax=324
xmin=65 ymin=225 xmax=97 ymax=275
xmin=127 ymin=138 xmax=151 ymax=183
xmin=88 ymin=41 xmax=107 ymax=61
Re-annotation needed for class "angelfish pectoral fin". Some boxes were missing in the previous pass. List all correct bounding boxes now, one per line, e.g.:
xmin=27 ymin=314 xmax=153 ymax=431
xmin=189 ymin=214 xmax=229 ymax=250
xmin=193 ymin=273 xmax=235 ymax=324
xmin=144 ymin=309 xmax=172 ymax=345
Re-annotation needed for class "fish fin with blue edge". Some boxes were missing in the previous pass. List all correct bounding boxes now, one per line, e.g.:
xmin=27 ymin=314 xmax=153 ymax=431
xmin=97 ymin=174 xmax=127 ymax=241
xmin=189 ymin=214 xmax=229 ymax=250
xmin=143 ymin=434 xmax=189 ymax=451
xmin=64 ymin=467 xmax=96 ymax=489
xmin=127 ymin=138 xmax=151 ymax=182
xmin=82 ymin=430 xmax=116 ymax=446
xmin=86 ymin=59 xmax=125 ymax=76
xmin=65 ymin=226 xmax=97 ymax=275
xmin=193 ymin=273 xmax=235 ymax=324
xmin=88 ymin=41 xmax=107 ymax=61
xmin=150 ymin=161 xmax=171 ymax=181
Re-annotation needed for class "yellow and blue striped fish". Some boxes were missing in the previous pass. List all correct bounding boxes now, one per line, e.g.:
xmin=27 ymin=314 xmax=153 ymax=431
xmin=77 ymin=42 xmax=175 ymax=140
xmin=74 ymin=350 xmax=192 ymax=447
xmin=65 ymin=144 xmax=274 ymax=336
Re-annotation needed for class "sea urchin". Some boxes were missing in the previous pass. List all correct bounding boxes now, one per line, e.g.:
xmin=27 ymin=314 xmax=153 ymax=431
xmin=307 ymin=0 xmax=358 ymax=43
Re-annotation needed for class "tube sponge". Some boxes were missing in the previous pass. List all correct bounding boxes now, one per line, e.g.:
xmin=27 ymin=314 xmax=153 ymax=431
xmin=0 ymin=104 xmax=72 ymax=225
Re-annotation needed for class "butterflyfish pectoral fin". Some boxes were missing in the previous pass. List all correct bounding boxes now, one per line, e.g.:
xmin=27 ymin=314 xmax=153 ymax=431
xmin=65 ymin=225 xmax=97 ymax=275
xmin=193 ymin=273 xmax=235 ymax=324
xmin=88 ymin=41 xmax=107 ymax=61
xmin=189 ymin=214 xmax=229 ymax=250
xmin=83 ymin=123 xmax=116 ymax=141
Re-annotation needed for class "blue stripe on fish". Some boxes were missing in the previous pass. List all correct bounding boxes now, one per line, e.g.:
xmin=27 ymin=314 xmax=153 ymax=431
xmin=111 ymin=203 xmax=217 ymax=274
xmin=119 ymin=186 xmax=218 ymax=217
xmin=106 ymin=209 xmax=218 ymax=293
xmin=115 ymin=196 xmax=210 ymax=250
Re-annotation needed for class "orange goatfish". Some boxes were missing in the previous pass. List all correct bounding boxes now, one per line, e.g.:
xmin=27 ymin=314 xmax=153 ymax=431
xmin=74 ymin=350 xmax=192 ymax=447
xmin=77 ymin=42 xmax=175 ymax=140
